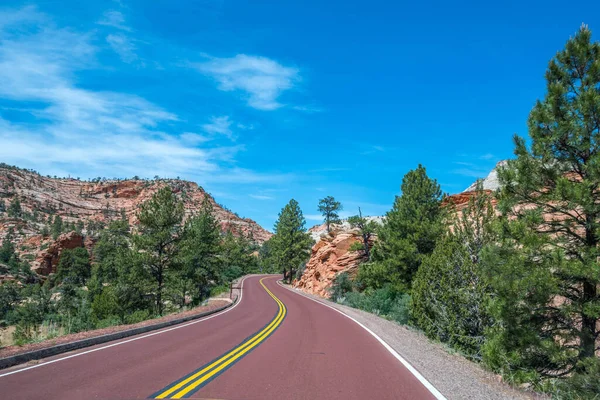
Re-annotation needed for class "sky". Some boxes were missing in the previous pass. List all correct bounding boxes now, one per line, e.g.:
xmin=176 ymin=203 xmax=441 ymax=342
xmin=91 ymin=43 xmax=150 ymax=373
xmin=1 ymin=1 xmax=599 ymax=230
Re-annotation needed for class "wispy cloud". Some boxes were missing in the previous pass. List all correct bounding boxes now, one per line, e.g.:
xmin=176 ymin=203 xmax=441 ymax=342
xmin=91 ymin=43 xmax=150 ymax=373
xmin=193 ymin=54 xmax=299 ymax=110
xmin=202 ymin=116 xmax=234 ymax=139
xmin=0 ymin=7 xmax=281 ymax=185
xmin=249 ymin=194 xmax=274 ymax=200
xmin=106 ymin=33 xmax=138 ymax=63
xmin=292 ymin=105 xmax=323 ymax=113
xmin=98 ymin=10 xmax=130 ymax=31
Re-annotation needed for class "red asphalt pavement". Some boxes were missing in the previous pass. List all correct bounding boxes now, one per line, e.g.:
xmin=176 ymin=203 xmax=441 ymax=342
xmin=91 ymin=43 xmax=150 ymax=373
xmin=0 ymin=275 xmax=437 ymax=399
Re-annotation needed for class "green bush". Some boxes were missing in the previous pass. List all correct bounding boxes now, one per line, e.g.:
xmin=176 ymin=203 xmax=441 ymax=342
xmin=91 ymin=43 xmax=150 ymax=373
xmin=124 ymin=309 xmax=151 ymax=325
xmin=329 ymin=272 xmax=353 ymax=301
xmin=338 ymin=285 xmax=410 ymax=325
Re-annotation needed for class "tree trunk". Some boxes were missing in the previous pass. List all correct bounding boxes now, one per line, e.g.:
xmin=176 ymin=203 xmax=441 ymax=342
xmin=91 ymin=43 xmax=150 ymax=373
xmin=580 ymin=280 xmax=597 ymax=360
xmin=157 ymin=266 xmax=163 ymax=316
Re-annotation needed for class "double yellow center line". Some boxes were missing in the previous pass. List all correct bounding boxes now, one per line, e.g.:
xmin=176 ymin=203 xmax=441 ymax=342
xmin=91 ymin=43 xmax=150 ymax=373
xmin=151 ymin=277 xmax=287 ymax=399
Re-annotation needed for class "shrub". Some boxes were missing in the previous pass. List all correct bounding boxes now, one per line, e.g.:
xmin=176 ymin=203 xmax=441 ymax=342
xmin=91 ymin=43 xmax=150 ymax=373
xmin=329 ymin=272 xmax=353 ymax=302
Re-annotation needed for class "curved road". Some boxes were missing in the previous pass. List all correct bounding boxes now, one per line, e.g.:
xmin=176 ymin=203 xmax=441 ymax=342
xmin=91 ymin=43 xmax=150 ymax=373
xmin=0 ymin=275 xmax=439 ymax=399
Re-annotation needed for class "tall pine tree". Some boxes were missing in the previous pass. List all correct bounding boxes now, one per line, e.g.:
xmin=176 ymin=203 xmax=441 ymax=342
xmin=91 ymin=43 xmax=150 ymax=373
xmin=135 ymin=187 xmax=184 ymax=315
xmin=365 ymin=165 xmax=443 ymax=292
xmin=271 ymin=199 xmax=313 ymax=283
xmin=318 ymin=196 xmax=343 ymax=233
xmin=483 ymin=26 xmax=600 ymax=388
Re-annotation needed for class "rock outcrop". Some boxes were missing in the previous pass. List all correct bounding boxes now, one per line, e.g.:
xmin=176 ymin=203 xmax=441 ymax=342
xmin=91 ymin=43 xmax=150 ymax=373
xmin=294 ymin=229 xmax=374 ymax=298
xmin=34 ymin=232 xmax=84 ymax=275
xmin=0 ymin=164 xmax=271 ymax=276
xmin=295 ymin=162 xmax=507 ymax=298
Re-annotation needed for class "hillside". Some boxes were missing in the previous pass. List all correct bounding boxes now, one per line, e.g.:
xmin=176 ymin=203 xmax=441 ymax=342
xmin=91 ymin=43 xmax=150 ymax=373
xmin=0 ymin=164 xmax=271 ymax=277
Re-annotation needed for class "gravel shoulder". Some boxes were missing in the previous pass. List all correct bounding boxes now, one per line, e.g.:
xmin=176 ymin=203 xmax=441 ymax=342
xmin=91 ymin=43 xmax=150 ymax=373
xmin=284 ymin=284 xmax=545 ymax=400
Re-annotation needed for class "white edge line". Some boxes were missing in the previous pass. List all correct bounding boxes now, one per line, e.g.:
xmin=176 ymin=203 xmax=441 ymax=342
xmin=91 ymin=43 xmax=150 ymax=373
xmin=277 ymin=281 xmax=447 ymax=400
xmin=0 ymin=275 xmax=253 ymax=378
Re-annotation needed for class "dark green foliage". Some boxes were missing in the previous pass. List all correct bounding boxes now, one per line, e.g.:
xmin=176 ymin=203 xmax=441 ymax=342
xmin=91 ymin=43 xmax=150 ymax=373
xmin=270 ymin=199 xmax=313 ymax=283
xmin=7 ymin=198 xmax=22 ymax=218
xmin=342 ymin=286 xmax=410 ymax=325
xmin=365 ymin=165 xmax=443 ymax=292
xmin=0 ymin=199 xmax=5 ymax=213
xmin=482 ymin=26 xmax=600 ymax=394
xmin=177 ymin=199 xmax=223 ymax=305
xmin=56 ymin=247 xmax=91 ymax=286
xmin=411 ymin=185 xmax=495 ymax=359
xmin=12 ymin=284 xmax=52 ymax=344
xmin=347 ymin=208 xmax=378 ymax=260
xmin=318 ymin=196 xmax=342 ymax=232
xmin=329 ymin=272 xmax=353 ymax=301
xmin=134 ymin=187 xmax=184 ymax=315
xmin=51 ymin=215 xmax=63 ymax=239
xmin=0 ymin=281 xmax=21 ymax=324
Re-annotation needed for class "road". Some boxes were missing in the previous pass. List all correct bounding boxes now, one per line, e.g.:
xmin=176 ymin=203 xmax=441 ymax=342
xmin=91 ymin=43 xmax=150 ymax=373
xmin=0 ymin=275 xmax=440 ymax=399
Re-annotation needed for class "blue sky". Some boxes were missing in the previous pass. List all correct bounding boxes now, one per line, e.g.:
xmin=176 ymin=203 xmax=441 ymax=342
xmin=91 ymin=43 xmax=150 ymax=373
xmin=0 ymin=1 xmax=598 ymax=230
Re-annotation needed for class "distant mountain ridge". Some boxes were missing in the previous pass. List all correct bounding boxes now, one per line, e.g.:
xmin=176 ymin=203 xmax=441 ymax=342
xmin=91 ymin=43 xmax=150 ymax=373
xmin=0 ymin=164 xmax=271 ymax=277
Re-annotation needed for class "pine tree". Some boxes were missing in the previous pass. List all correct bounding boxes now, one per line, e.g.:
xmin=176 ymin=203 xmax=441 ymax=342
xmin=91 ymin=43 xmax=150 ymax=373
xmin=318 ymin=196 xmax=342 ymax=233
xmin=366 ymin=165 xmax=443 ymax=292
xmin=483 ymin=26 xmax=600 ymax=388
xmin=56 ymin=247 xmax=91 ymax=286
xmin=271 ymin=199 xmax=313 ymax=283
xmin=0 ymin=199 xmax=6 ymax=213
xmin=134 ymin=187 xmax=184 ymax=315
xmin=51 ymin=215 xmax=63 ymax=239
xmin=411 ymin=184 xmax=495 ymax=359
xmin=179 ymin=198 xmax=222 ymax=304
xmin=347 ymin=207 xmax=378 ymax=260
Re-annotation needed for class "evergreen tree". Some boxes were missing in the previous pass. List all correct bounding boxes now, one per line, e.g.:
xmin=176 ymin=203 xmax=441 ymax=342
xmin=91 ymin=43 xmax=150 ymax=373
xmin=7 ymin=198 xmax=22 ymax=218
xmin=318 ymin=196 xmax=342 ymax=233
xmin=93 ymin=220 xmax=131 ymax=282
xmin=271 ymin=199 xmax=313 ymax=283
xmin=56 ymin=247 xmax=91 ymax=286
xmin=483 ymin=26 xmax=600 ymax=388
xmin=134 ymin=187 xmax=184 ymax=315
xmin=0 ymin=199 xmax=5 ymax=213
xmin=411 ymin=185 xmax=495 ymax=359
xmin=178 ymin=198 xmax=222 ymax=305
xmin=51 ymin=215 xmax=63 ymax=239
xmin=347 ymin=207 xmax=378 ymax=260
xmin=366 ymin=165 xmax=443 ymax=292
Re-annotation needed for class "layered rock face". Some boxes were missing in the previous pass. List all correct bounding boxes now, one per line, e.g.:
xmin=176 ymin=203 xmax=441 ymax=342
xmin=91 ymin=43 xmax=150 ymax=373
xmin=0 ymin=165 xmax=271 ymax=276
xmin=294 ymin=229 xmax=374 ymax=298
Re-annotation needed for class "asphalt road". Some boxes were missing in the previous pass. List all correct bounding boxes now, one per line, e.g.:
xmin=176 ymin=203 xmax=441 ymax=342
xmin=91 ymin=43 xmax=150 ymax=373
xmin=0 ymin=275 xmax=439 ymax=399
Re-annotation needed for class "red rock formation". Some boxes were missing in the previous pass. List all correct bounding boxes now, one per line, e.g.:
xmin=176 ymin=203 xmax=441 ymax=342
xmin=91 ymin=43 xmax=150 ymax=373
xmin=294 ymin=229 xmax=374 ymax=298
xmin=34 ymin=232 xmax=84 ymax=275
xmin=0 ymin=165 xmax=272 ymax=276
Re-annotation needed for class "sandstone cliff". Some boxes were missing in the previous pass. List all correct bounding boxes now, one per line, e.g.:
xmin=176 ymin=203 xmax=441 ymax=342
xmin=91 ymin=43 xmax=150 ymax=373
xmin=294 ymin=229 xmax=373 ymax=298
xmin=0 ymin=164 xmax=271 ymax=276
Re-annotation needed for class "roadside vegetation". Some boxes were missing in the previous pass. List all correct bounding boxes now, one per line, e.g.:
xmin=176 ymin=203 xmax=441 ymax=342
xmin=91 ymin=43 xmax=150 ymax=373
xmin=0 ymin=187 xmax=268 ymax=347
xmin=329 ymin=26 xmax=600 ymax=399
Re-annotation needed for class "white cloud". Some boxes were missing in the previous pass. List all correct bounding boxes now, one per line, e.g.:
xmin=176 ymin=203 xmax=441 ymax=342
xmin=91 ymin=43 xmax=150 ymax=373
xmin=0 ymin=7 xmax=283 ymax=185
xmin=292 ymin=105 xmax=323 ymax=113
xmin=249 ymin=194 xmax=273 ymax=200
xmin=202 ymin=116 xmax=233 ymax=139
xmin=97 ymin=10 xmax=130 ymax=31
xmin=106 ymin=33 xmax=138 ymax=63
xmin=194 ymin=54 xmax=299 ymax=110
